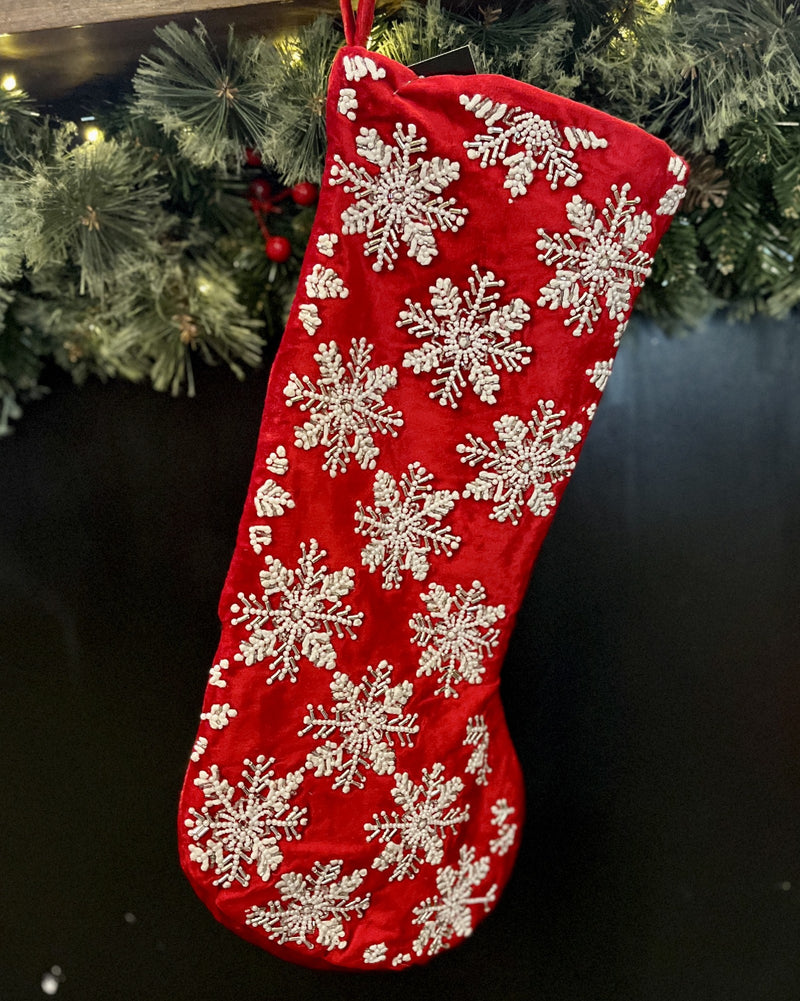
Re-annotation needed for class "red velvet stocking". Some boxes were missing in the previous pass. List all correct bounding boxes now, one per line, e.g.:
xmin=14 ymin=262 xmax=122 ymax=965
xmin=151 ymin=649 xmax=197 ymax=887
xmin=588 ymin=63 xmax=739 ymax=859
xmin=178 ymin=0 xmax=687 ymax=970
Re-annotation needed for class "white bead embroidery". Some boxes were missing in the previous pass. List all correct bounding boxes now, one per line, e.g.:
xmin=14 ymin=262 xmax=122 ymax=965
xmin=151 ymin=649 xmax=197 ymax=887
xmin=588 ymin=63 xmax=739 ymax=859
xmin=230 ymin=539 xmax=363 ymax=683
xmin=458 ymin=401 xmax=583 ymax=524
xmin=463 ymin=715 xmax=491 ymax=786
xmin=330 ymin=122 xmax=467 ymax=272
xmin=343 ymin=53 xmax=387 ymax=82
xmin=461 ymin=93 xmax=606 ymax=200
xmin=190 ymin=735 xmax=208 ymax=762
xmin=185 ymin=756 xmax=307 ymax=888
xmin=284 ymin=338 xmax=403 ymax=477
xmin=489 ymin=799 xmax=518 ymax=857
xmin=208 ymin=658 xmax=230 ymax=688
xmin=587 ymin=358 xmax=613 ymax=392
xmin=248 ymin=525 xmax=273 ymax=554
xmin=397 ymin=265 xmax=532 ymax=408
xmin=657 ymin=183 xmax=687 ymax=215
xmin=364 ymin=762 xmax=470 ymax=881
xmin=316 ymin=233 xmax=339 ymax=258
xmin=536 ymin=183 xmax=654 ymax=336
xmin=300 ymin=661 xmax=419 ymax=793
xmin=338 ymin=86 xmax=359 ymax=121
xmin=246 ymin=860 xmax=371 ymax=952
xmin=354 ymin=463 xmax=461 ymax=590
xmin=298 ymin=303 xmax=322 ymax=336
xmin=265 ymin=445 xmax=289 ymax=476
xmin=200 ymin=702 xmax=238 ymax=730
xmin=411 ymin=846 xmax=498 ymax=957
xmin=668 ymin=154 xmax=688 ymax=182
xmin=410 ymin=580 xmax=505 ymax=698
xmin=363 ymin=942 xmax=388 ymax=964
xmin=254 ymin=478 xmax=295 ymax=518
xmin=305 ymin=263 xmax=349 ymax=300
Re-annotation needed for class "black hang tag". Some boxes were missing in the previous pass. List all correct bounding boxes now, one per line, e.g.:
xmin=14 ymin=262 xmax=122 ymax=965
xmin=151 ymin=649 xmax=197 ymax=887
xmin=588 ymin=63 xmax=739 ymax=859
xmin=409 ymin=46 xmax=477 ymax=77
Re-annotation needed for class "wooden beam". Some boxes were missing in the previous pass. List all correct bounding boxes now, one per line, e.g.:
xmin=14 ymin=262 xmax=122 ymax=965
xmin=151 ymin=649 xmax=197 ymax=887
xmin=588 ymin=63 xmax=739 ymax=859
xmin=0 ymin=0 xmax=293 ymax=35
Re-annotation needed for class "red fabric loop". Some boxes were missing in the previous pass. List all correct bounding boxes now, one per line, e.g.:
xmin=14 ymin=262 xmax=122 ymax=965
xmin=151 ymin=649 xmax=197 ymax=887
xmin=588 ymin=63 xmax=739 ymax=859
xmin=340 ymin=0 xmax=376 ymax=48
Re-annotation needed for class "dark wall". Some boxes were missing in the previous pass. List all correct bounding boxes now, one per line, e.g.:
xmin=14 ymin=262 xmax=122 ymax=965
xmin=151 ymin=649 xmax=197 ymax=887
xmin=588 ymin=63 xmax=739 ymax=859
xmin=2 ymin=313 xmax=799 ymax=1001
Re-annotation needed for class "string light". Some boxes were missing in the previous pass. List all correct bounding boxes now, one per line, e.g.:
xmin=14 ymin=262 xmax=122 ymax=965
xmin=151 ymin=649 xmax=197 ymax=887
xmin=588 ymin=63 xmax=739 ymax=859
xmin=2 ymin=74 xmax=17 ymax=92
xmin=83 ymin=126 xmax=104 ymax=143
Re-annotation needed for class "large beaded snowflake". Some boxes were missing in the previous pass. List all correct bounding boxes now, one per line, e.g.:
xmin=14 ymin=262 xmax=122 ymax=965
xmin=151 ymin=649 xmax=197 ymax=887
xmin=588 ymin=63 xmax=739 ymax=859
xmin=411 ymin=846 xmax=498 ymax=957
xmin=184 ymin=756 xmax=307 ymax=888
xmin=354 ymin=463 xmax=461 ymax=589
xmin=246 ymin=860 xmax=371 ymax=952
xmin=230 ymin=539 xmax=363 ymax=683
xmin=461 ymin=92 xmax=607 ymax=200
xmin=284 ymin=338 xmax=404 ymax=476
xmin=458 ymin=401 xmax=583 ymax=524
xmin=329 ymin=122 xmax=467 ymax=271
xmin=536 ymin=182 xmax=654 ymax=336
xmin=409 ymin=580 xmax=506 ymax=698
xmin=397 ymin=265 xmax=532 ymax=408
xmin=299 ymin=660 xmax=419 ymax=793
xmin=364 ymin=762 xmax=470 ymax=881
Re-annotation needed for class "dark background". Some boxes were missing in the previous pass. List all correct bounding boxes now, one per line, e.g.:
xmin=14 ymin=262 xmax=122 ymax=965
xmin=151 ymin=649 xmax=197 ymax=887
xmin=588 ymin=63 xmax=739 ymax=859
xmin=2 ymin=312 xmax=799 ymax=1000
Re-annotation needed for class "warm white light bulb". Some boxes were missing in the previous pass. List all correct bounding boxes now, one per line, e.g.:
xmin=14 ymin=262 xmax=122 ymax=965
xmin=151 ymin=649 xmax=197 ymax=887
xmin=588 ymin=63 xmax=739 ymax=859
xmin=84 ymin=126 xmax=103 ymax=143
xmin=2 ymin=74 xmax=17 ymax=92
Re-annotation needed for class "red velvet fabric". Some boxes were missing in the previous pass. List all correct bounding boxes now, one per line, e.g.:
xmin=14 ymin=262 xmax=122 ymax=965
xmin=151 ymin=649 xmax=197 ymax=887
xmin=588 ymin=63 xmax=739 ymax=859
xmin=178 ymin=43 xmax=686 ymax=971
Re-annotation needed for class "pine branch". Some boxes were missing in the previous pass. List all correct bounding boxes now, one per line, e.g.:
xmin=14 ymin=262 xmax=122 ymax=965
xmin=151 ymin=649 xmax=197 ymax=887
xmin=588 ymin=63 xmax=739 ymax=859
xmin=133 ymin=21 xmax=271 ymax=171
xmin=253 ymin=16 xmax=344 ymax=186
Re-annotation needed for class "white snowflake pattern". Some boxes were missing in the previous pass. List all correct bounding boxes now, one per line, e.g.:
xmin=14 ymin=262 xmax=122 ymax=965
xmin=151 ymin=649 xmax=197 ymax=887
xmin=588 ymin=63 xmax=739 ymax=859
xmin=362 ymin=942 xmax=388 ymax=964
xmin=305 ymin=264 xmax=349 ymax=300
xmin=246 ymin=859 xmax=370 ymax=952
xmin=254 ymin=478 xmax=295 ymax=518
xmin=338 ymin=87 xmax=358 ymax=121
xmin=397 ymin=265 xmax=532 ymax=408
xmin=668 ymin=154 xmax=688 ymax=182
xmin=298 ymin=303 xmax=322 ymax=336
xmin=657 ymin=183 xmax=686 ymax=216
xmin=461 ymin=93 xmax=606 ymax=201
xmin=200 ymin=702 xmax=238 ymax=730
xmin=343 ymin=53 xmax=387 ymax=82
xmin=411 ymin=846 xmax=498 ymax=957
xmin=354 ymin=463 xmax=461 ymax=589
xmin=587 ymin=358 xmax=613 ymax=392
xmin=249 ymin=525 xmax=273 ymax=554
xmin=316 ymin=233 xmax=339 ymax=257
xmin=191 ymin=735 xmax=208 ymax=762
xmin=329 ymin=122 xmax=467 ymax=272
xmin=410 ymin=580 xmax=505 ymax=698
xmin=265 ymin=445 xmax=289 ymax=475
xmin=230 ymin=539 xmax=363 ymax=683
xmin=300 ymin=660 xmax=419 ymax=793
xmin=463 ymin=715 xmax=491 ymax=786
xmin=489 ymin=799 xmax=518 ymax=857
xmin=364 ymin=762 xmax=470 ymax=881
xmin=458 ymin=401 xmax=583 ymax=524
xmin=184 ymin=755 xmax=307 ymax=888
xmin=536 ymin=183 xmax=654 ymax=336
xmin=284 ymin=338 xmax=403 ymax=477
xmin=208 ymin=658 xmax=229 ymax=688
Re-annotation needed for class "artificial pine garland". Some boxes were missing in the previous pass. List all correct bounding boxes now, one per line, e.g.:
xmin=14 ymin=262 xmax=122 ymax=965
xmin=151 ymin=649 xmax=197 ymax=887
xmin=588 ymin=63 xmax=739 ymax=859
xmin=0 ymin=0 xmax=798 ymax=434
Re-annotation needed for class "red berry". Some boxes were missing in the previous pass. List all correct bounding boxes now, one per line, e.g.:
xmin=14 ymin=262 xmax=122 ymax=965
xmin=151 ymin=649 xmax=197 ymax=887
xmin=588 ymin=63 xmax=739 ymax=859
xmin=266 ymin=236 xmax=291 ymax=263
xmin=248 ymin=177 xmax=272 ymax=206
xmin=291 ymin=181 xmax=318 ymax=206
xmin=244 ymin=147 xmax=263 ymax=168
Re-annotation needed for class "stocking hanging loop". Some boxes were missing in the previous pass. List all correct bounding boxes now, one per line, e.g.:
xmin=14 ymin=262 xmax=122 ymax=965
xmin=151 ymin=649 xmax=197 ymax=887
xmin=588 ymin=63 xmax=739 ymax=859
xmin=340 ymin=0 xmax=376 ymax=48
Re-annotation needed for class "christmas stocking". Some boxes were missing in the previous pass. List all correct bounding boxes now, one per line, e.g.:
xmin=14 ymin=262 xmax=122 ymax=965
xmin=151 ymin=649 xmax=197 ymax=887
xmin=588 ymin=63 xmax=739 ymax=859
xmin=178 ymin=0 xmax=687 ymax=970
